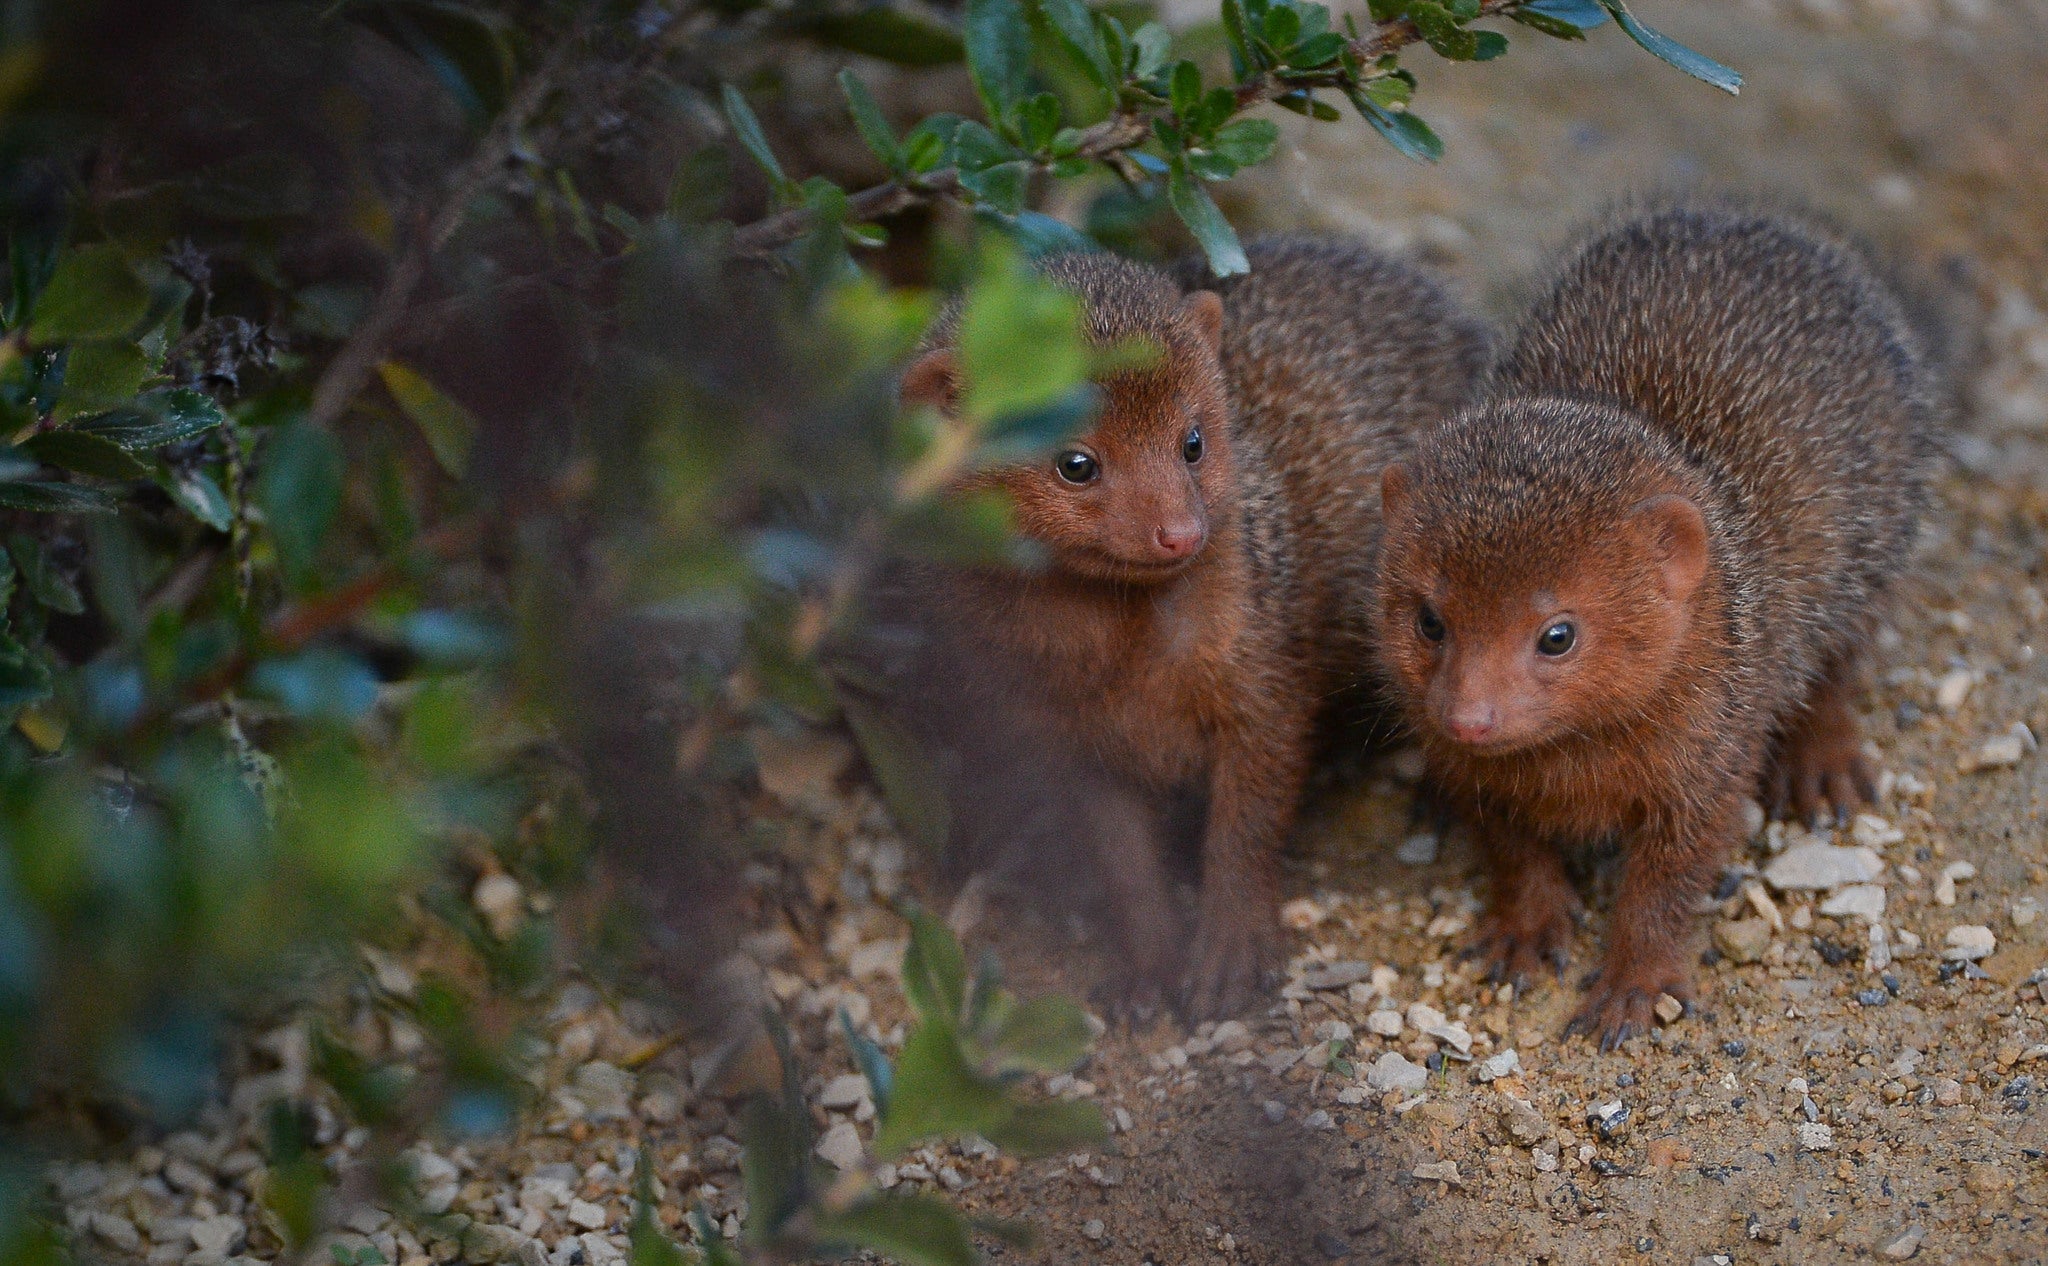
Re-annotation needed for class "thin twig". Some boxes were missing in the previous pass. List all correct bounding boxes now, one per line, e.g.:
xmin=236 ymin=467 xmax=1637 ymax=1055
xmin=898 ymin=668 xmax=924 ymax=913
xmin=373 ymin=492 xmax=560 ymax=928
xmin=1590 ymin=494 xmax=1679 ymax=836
xmin=305 ymin=17 xmax=591 ymax=430
xmin=727 ymin=0 xmax=1521 ymax=257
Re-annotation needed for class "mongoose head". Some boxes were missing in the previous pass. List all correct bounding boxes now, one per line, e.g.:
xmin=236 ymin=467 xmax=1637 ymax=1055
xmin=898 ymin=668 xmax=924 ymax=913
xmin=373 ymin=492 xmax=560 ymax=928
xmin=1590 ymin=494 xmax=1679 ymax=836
xmin=1374 ymin=397 xmax=1712 ymax=754
xmin=899 ymin=255 xmax=1233 ymax=583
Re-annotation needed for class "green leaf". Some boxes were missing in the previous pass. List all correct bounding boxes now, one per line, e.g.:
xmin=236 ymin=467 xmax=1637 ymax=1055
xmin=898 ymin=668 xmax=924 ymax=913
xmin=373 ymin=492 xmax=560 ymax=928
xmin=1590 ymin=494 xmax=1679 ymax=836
xmin=1129 ymin=22 xmax=1171 ymax=77
xmin=377 ymin=361 xmax=478 ymax=478
xmin=838 ymin=70 xmax=900 ymax=167
xmin=160 ymin=466 xmax=233 ymax=531
xmin=1167 ymin=159 xmax=1248 ymax=277
xmin=18 ymin=430 xmax=150 ymax=481
xmin=1169 ymin=60 xmax=1202 ymax=119
xmin=1033 ymin=0 xmax=1115 ymax=89
xmin=837 ymin=686 xmax=951 ymax=855
xmin=1511 ymin=0 xmax=1606 ymax=37
xmin=54 ymin=342 xmax=150 ymax=417
xmin=983 ymin=995 xmax=1091 ymax=1074
xmin=1351 ymin=91 xmax=1444 ymax=161
xmin=1210 ymin=117 xmax=1279 ymax=167
xmin=873 ymin=1023 xmax=1008 ymax=1158
xmin=5 ymin=533 xmax=81 ymax=616
xmin=738 ymin=1091 xmax=815 ymax=1241
xmin=27 ymin=244 xmax=149 ymax=345
xmin=1275 ymin=90 xmax=1341 ymax=120
xmin=72 ymin=387 xmax=226 ymax=450
xmin=256 ymin=420 xmax=343 ymax=588
xmin=841 ymin=1007 xmax=894 ymax=1116
xmin=979 ymin=1096 xmax=1107 ymax=1155
xmin=964 ymin=0 xmax=1034 ymax=123
xmin=1412 ymin=0 xmax=1480 ymax=59
xmin=0 ymin=481 xmax=117 ymax=514
xmin=955 ymin=244 xmax=1091 ymax=421
xmin=0 ymin=630 xmax=52 ymax=713
xmin=1186 ymin=151 xmax=1239 ymax=181
xmin=959 ymin=161 xmax=1029 ymax=216
xmin=1260 ymin=3 xmax=1300 ymax=49
xmin=815 ymin=1194 xmax=978 ymax=1266
xmin=1013 ymin=92 xmax=1062 ymax=153
xmin=901 ymin=909 xmax=969 ymax=1029
xmin=804 ymin=7 xmax=965 ymax=65
xmin=1596 ymin=0 xmax=1740 ymax=93
xmin=1472 ymin=29 xmax=1508 ymax=59
xmin=1289 ymin=30 xmax=1347 ymax=66
xmin=721 ymin=84 xmax=797 ymax=198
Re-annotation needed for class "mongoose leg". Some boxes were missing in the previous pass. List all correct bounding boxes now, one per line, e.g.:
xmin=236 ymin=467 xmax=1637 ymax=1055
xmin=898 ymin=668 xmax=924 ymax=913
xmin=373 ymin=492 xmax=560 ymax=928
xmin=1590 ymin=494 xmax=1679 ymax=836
xmin=1764 ymin=655 xmax=1878 ymax=828
xmin=1569 ymin=795 xmax=1744 ymax=1050
xmin=1176 ymin=713 xmax=1303 ymax=1018
xmin=1087 ymin=783 xmax=1179 ymax=1017
xmin=1469 ymin=819 xmax=1582 ymax=991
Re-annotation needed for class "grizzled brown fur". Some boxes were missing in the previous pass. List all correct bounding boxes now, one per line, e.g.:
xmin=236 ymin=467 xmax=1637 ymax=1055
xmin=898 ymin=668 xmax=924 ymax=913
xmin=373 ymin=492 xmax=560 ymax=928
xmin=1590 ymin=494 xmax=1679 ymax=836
xmin=874 ymin=241 xmax=1488 ymax=1016
xmin=1373 ymin=203 xmax=1942 ymax=1045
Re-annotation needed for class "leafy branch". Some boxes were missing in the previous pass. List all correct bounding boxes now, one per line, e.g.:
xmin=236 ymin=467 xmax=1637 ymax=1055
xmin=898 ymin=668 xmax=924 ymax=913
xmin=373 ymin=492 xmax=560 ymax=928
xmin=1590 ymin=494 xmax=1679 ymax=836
xmin=725 ymin=0 xmax=1738 ymax=274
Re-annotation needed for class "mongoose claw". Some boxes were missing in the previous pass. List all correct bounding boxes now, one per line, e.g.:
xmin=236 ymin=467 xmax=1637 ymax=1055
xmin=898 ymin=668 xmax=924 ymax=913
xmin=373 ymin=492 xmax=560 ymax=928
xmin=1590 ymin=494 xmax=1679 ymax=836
xmin=1176 ymin=916 xmax=1274 ymax=1020
xmin=1568 ymin=968 xmax=1694 ymax=1051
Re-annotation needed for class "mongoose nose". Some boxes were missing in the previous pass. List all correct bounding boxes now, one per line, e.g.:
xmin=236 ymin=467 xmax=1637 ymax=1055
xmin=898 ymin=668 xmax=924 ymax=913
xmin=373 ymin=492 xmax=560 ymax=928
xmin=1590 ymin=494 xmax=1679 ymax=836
xmin=1446 ymin=701 xmax=1500 ymax=745
xmin=1155 ymin=523 xmax=1206 ymax=558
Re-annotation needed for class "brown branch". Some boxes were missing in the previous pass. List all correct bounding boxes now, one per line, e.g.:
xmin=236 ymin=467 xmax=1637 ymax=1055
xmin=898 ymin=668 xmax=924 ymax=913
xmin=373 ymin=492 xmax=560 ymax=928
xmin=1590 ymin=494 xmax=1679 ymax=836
xmin=305 ymin=18 xmax=591 ymax=430
xmin=727 ymin=0 xmax=1521 ymax=258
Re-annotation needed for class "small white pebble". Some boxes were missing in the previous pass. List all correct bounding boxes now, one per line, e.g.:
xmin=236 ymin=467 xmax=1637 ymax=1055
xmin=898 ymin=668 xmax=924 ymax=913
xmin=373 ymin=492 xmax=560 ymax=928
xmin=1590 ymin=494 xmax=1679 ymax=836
xmin=1942 ymin=925 xmax=1997 ymax=961
xmin=1934 ymin=668 xmax=1974 ymax=713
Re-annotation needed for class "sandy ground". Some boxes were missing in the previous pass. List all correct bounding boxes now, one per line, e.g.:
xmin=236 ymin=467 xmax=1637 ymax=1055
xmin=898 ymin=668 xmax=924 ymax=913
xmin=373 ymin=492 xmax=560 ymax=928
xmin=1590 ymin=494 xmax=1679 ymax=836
xmin=40 ymin=2 xmax=2048 ymax=1265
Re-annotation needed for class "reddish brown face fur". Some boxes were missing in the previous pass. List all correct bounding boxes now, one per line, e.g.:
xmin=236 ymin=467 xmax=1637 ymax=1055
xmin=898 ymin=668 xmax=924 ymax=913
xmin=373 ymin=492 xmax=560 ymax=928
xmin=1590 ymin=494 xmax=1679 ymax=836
xmin=1377 ymin=468 xmax=1710 ymax=754
xmin=901 ymin=293 xmax=1233 ymax=585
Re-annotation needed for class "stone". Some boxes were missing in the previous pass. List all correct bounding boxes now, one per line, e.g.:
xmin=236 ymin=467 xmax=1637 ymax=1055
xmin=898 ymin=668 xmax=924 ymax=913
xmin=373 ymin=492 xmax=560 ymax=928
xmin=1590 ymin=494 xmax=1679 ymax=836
xmin=1366 ymin=1009 xmax=1404 ymax=1038
xmin=1820 ymin=884 xmax=1887 ymax=920
xmin=1653 ymin=993 xmax=1685 ymax=1024
xmin=1405 ymin=1003 xmax=1447 ymax=1032
xmin=1714 ymin=918 xmax=1774 ymax=965
xmin=1588 ymin=1101 xmax=1631 ymax=1139
xmin=1763 ymin=843 xmax=1883 ymax=891
xmin=1209 ymin=1020 xmax=1254 ymax=1053
xmin=1300 ymin=961 xmax=1374 ymax=990
xmin=1410 ymin=1160 xmax=1460 ymax=1185
xmin=847 ymin=940 xmax=905 ymax=980
xmin=1851 ymin=814 xmax=1905 ymax=848
xmin=572 ymin=1062 xmax=635 ymax=1121
xmin=2014 ymin=896 xmax=2042 ymax=928
xmin=1473 ymin=1050 xmax=1522 ymax=1083
xmin=1878 ymin=1225 xmax=1925 ymax=1260
xmin=409 ymin=1151 xmax=460 ymax=1216
xmin=1365 ymin=1052 xmax=1429 ymax=1094
xmin=565 ymin=1201 xmax=610 ymax=1232
xmin=1279 ymin=898 xmax=1327 ymax=930
xmin=1082 ymin=1219 xmax=1105 ymax=1242
xmin=1395 ymin=833 xmax=1439 ymax=866
xmin=1934 ymin=1078 xmax=1963 ymax=1106
xmin=749 ymin=727 xmax=855 ymax=812
xmin=91 ymin=1213 xmax=142 ymax=1254
xmin=1943 ymin=925 xmax=1997 ymax=961
xmin=473 ymin=873 xmax=525 ymax=941
xmin=189 ymin=1216 xmax=245 ymax=1256
xmin=820 ymin=1073 xmax=871 ymax=1111
xmin=1498 ymin=1095 xmax=1549 ymax=1145
xmin=463 ymin=1224 xmax=538 ymax=1264
xmin=1423 ymin=1022 xmax=1472 ymax=1055
xmin=1934 ymin=669 xmax=1973 ymax=713
xmin=1796 ymin=1122 xmax=1835 ymax=1152
xmin=814 ymin=1121 xmax=863 ymax=1171
xmin=1964 ymin=732 xmax=2026 ymax=771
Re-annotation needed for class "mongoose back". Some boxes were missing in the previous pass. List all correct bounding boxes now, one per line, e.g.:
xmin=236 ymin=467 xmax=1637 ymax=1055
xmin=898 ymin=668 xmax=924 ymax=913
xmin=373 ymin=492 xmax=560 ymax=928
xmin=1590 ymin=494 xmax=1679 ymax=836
xmin=880 ymin=240 xmax=1489 ymax=1016
xmin=1372 ymin=203 xmax=1940 ymax=1045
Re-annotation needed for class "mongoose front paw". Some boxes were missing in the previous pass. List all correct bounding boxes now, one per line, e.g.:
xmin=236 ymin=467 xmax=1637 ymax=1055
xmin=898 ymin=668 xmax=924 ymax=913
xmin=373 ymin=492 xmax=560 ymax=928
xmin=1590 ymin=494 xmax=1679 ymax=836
xmin=1176 ymin=917 xmax=1274 ymax=1020
xmin=1565 ymin=966 xmax=1694 ymax=1052
xmin=1766 ymin=682 xmax=1877 ymax=828
xmin=1467 ymin=902 xmax=1578 ymax=993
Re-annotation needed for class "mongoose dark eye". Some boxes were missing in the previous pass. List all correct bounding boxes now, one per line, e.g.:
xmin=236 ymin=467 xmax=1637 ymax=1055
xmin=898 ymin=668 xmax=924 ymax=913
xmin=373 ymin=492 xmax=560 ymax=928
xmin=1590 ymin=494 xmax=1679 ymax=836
xmin=1537 ymin=621 xmax=1576 ymax=656
xmin=1416 ymin=605 xmax=1445 ymax=644
xmin=1055 ymin=450 xmax=1099 ymax=484
xmin=1183 ymin=426 xmax=1204 ymax=464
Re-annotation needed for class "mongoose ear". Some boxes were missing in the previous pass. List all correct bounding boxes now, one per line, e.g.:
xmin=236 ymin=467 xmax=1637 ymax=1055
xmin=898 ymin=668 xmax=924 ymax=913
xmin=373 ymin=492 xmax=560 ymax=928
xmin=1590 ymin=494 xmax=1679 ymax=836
xmin=1379 ymin=463 xmax=1412 ymax=525
xmin=900 ymin=348 xmax=958 ymax=414
xmin=1630 ymin=493 xmax=1709 ymax=603
xmin=1180 ymin=291 xmax=1225 ymax=357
